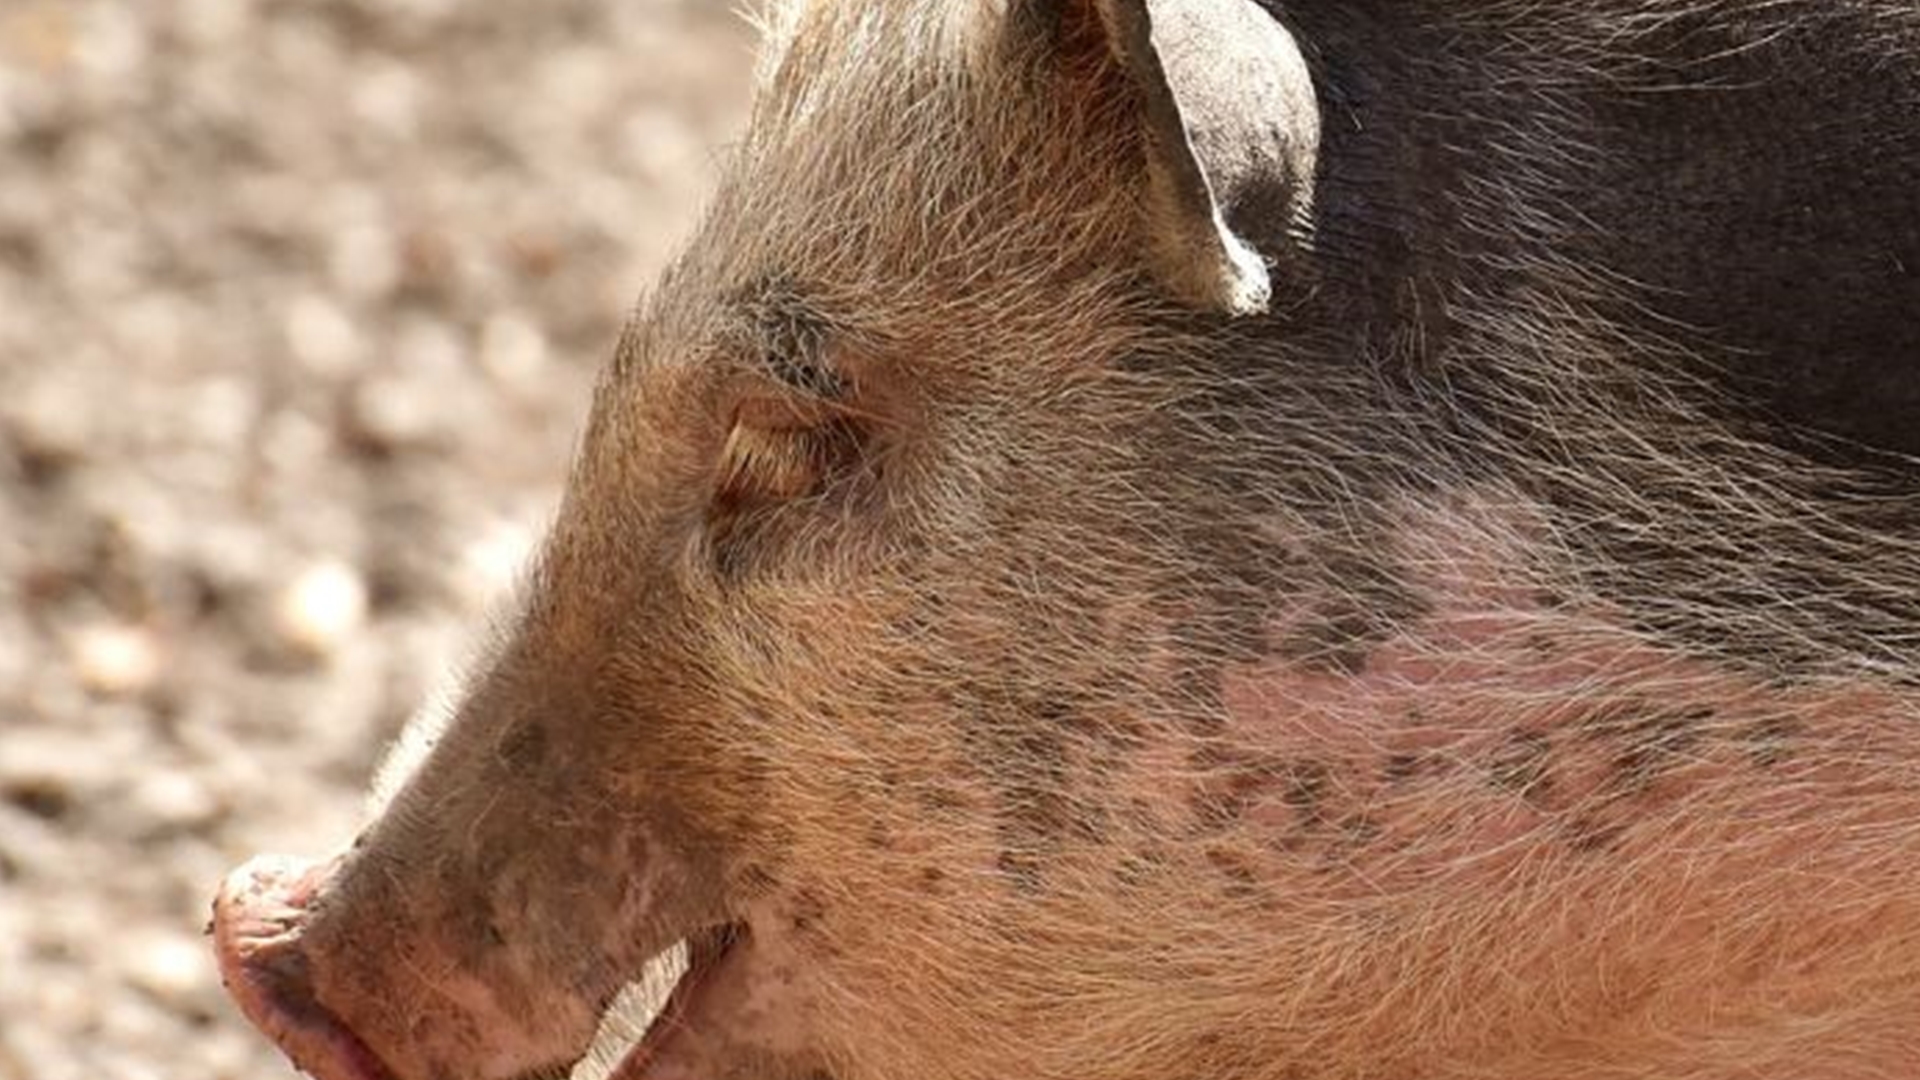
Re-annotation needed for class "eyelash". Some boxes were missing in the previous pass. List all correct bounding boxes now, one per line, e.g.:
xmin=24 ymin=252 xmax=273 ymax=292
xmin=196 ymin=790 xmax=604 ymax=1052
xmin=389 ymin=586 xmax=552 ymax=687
xmin=713 ymin=410 xmax=867 ymax=516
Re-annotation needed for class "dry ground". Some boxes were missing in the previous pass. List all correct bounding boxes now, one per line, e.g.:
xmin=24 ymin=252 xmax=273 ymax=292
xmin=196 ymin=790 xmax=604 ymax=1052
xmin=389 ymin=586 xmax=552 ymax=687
xmin=0 ymin=3 xmax=752 ymax=1077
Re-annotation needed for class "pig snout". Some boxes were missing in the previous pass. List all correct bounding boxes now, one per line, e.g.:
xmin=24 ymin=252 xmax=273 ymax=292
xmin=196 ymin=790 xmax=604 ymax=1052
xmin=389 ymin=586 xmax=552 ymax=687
xmin=210 ymin=785 xmax=770 ymax=1080
xmin=211 ymin=847 xmax=644 ymax=1080
xmin=212 ymin=855 xmax=399 ymax=1080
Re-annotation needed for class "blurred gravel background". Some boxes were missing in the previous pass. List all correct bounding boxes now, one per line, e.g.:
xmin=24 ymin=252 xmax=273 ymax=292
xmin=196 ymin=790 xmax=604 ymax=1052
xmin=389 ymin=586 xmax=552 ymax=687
xmin=0 ymin=3 xmax=752 ymax=1077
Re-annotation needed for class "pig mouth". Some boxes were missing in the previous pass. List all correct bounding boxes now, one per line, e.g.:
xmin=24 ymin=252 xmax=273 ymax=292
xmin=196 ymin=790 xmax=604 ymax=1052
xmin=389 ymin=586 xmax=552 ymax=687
xmin=212 ymin=854 xmax=747 ymax=1080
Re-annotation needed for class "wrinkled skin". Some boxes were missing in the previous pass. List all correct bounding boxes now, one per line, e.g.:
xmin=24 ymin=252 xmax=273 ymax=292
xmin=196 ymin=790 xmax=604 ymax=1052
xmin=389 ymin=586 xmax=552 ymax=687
xmin=213 ymin=2 xmax=1920 ymax=1079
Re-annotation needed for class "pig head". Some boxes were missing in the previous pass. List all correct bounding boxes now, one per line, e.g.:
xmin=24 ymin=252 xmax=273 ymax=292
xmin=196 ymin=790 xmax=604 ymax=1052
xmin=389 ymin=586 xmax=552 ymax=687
xmin=211 ymin=0 xmax=1920 ymax=1078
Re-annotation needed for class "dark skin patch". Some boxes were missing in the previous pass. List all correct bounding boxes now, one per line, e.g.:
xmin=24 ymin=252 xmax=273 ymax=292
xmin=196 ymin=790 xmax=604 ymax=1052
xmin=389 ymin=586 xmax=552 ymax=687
xmin=1564 ymin=814 xmax=1626 ymax=855
xmin=1735 ymin=714 xmax=1801 ymax=769
xmin=1334 ymin=813 xmax=1382 ymax=849
xmin=995 ymin=849 xmax=1045 ymax=896
xmin=1281 ymin=760 xmax=1333 ymax=831
xmin=1274 ymin=545 xmax=1431 ymax=675
xmin=498 ymin=722 xmax=548 ymax=770
xmin=1205 ymin=847 xmax=1265 ymax=900
xmin=787 ymin=889 xmax=827 ymax=936
xmin=913 ymin=784 xmax=970 ymax=816
xmin=1531 ymin=584 xmax=1571 ymax=611
xmin=970 ymin=701 xmax=1074 ymax=895
xmin=725 ymin=277 xmax=845 ymax=400
xmin=1486 ymin=730 xmax=1553 ymax=804
xmin=1112 ymin=847 xmax=1169 ymax=892
xmin=1310 ymin=814 xmax=1386 ymax=874
xmin=954 ymin=680 xmax=1125 ymax=895
xmin=1277 ymin=607 xmax=1378 ymax=676
xmin=1187 ymin=745 xmax=1294 ymax=832
xmin=1381 ymin=750 xmax=1431 ymax=786
xmin=1259 ymin=0 xmax=1920 ymax=682
xmin=1610 ymin=704 xmax=1711 ymax=792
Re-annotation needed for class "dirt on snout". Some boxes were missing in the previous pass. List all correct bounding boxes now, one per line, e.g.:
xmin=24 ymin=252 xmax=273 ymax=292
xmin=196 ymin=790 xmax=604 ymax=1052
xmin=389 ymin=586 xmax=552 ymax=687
xmin=0 ymin=3 xmax=749 ymax=1078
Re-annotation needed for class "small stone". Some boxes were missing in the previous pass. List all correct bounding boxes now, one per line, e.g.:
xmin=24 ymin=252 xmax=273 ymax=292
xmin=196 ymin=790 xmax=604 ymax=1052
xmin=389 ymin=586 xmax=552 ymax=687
xmin=176 ymin=0 xmax=253 ymax=47
xmin=284 ymin=294 xmax=362 ymax=376
xmin=125 ymin=930 xmax=211 ymax=1004
xmin=70 ymin=4 xmax=146 ymax=82
xmin=67 ymin=624 xmax=161 ymax=698
xmin=273 ymin=560 xmax=368 ymax=659
xmin=347 ymin=373 xmax=442 ymax=452
xmin=0 ymin=725 xmax=128 ymax=821
xmin=345 ymin=320 xmax=467 ymax=453
xmin=350 ymin=57 xmax=423 ymax=140
xmin=3 ymin=374 xmax=95 ymax=474
xmin=479 ymin=312 xmax=549 ymax=391
xmin=328 ymin=222 xmax=402 ymax=301
xmin=256 ymin=408 xmax=330 ymax=479
xmin=129 ymin=770 xmax=219 ymax=831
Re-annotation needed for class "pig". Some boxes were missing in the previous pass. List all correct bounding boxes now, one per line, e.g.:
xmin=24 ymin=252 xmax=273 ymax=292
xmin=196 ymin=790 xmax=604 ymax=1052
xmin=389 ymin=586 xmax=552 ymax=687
xmin=211 ymin=1 xmax=1920 ymax=1078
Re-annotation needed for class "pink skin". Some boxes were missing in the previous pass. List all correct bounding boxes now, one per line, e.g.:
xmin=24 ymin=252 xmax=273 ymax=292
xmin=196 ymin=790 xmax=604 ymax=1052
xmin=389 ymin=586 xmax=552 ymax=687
xmin=211 ymin=492 xmax=1920 ymax=1080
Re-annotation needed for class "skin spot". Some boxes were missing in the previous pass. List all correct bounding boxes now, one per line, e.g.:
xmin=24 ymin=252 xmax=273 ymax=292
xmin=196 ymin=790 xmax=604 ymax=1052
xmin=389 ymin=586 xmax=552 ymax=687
xmin=788 ymin=889 xmax=827 ymax=935
xmin=1736 ymin=713 xmax=1800 ymax=768
xmin=1611 ymin=704 xmax=1710 ymax=791
xmin=1487 ymin=730 xmax=1553 ymax=803
xmin=1187 ymin=745 xmax=1291 ymax=832
xmin=499 ymin=722 xmax=548 ymax=770
xmin=1277 ymin=608 xmax=1378 ymax=675
xmin=915 ymin=785 xmax=969 ymax=815
xmin=1206 ymin=847 xmax=1264 ymax=900
xmin=1564 ymin=814 xmax=1625 ymax=855
xmin=963 ymin=688 xmax=1112 ymax=893
xmin=1112 ymin=849 xmax=1166 ymax=891
xmin=1335 ymin=813 xmax=1382 ymax=849
xmin=996 ymin=849 xmax=1045 ymax=896
xmin=916 ymin=866 xmax=946 ymax=894
xmin=1531 ymin=585 xmax=1569 ymax=610
xmin=1274 ymin=548 xmax=1430 ymax=674
xmin=1381 ymin=751 xmax=1428 ymax=786
xmin=1167 ymin=652 xmax=1236 ymax=733
xmin=1281 ymin=760 xmax=1332 ymax=830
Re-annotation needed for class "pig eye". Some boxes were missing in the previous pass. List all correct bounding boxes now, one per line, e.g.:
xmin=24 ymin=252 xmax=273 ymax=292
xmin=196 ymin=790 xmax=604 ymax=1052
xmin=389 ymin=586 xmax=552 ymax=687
xmin=709 ymin=387 xmax=871 ymax=553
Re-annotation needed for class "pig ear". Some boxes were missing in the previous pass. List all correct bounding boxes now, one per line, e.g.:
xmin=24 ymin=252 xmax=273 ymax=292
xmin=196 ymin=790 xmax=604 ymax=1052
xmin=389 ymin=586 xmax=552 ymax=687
xmin=1021 ymin=0 xmax=1320 ymax=315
